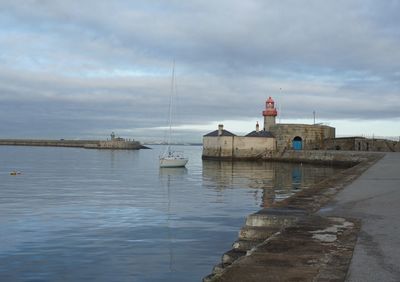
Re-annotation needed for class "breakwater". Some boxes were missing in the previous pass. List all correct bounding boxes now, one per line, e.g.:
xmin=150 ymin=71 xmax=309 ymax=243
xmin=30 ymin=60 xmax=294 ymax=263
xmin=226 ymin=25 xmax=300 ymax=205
xmin=265 ymin=149 xmax=380 ymax=166
xmin=204 ymin=149 xmax=380 ymax=166
xmin=203 ymin=151 xmax=384 ymax=281
xmin=0 ymin=138 xmax=144 ymax=150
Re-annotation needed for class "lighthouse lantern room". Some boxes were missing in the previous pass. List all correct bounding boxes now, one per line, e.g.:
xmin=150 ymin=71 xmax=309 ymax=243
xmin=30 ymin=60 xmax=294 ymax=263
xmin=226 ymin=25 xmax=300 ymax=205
xmin=262 ymin=97 xmax=278 ymax=131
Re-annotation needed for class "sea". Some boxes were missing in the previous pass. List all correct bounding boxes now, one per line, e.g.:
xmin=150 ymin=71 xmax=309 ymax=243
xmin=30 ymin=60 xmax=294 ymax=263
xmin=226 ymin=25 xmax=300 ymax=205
xmin=0 ymin=145 xmax=344 ymax=282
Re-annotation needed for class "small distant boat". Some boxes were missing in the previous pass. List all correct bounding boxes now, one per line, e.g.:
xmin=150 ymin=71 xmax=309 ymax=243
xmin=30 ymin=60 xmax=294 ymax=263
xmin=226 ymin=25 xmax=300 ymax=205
xmin=10 ymin=170 xmax=21 ymax=175
xmin=159 ymin=62 xmax=188 ymax=168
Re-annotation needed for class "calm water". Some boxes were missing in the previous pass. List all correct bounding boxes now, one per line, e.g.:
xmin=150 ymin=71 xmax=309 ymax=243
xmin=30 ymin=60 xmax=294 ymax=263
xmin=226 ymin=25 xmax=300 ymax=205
xmin=0 ymin=145 xmax=344 ymax=281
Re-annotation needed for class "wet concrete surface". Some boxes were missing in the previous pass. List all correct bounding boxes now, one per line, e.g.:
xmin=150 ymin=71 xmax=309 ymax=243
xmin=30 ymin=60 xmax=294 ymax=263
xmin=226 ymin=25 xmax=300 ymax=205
xmin=320 ymin=152 xmax=400 ymax=282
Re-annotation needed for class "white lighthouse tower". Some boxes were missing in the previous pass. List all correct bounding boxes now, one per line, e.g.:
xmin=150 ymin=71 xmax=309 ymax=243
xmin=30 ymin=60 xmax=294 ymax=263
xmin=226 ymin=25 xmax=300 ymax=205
xmin=262 ymin=96 xmax=278 ymax=131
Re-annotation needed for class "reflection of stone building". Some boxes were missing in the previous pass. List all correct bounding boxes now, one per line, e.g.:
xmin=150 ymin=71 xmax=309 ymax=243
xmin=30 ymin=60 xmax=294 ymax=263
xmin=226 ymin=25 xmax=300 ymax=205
xmin=202 ymin=160 xmax=279 ymax=207
xmin=202 ymin=160 xmax=341 ymax=208
xmin=202 ymin=97 xmax=335 ymax=159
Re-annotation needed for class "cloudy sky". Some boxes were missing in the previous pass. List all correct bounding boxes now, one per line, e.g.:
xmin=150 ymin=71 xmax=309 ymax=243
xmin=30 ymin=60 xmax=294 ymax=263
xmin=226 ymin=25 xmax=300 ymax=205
xmin=1 ymin=0 xmax=399 ymax=142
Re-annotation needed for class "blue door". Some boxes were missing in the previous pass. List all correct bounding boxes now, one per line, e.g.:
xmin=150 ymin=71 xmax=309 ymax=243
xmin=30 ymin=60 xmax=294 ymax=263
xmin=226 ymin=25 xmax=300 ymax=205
xmin=292 ymin=137 xmax=302 ymax=150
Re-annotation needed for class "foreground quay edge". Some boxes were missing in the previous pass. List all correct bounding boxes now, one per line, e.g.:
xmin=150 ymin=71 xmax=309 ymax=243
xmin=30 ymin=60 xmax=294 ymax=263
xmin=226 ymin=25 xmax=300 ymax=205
xmin=203 ymin=151 xmax=400 ymax=282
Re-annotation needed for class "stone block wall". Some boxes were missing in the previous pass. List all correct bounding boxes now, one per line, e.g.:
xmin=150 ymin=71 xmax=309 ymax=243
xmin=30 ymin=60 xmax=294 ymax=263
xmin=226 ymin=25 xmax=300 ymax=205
xmin=270 ymin=124 xmax=335 ymax=151
xmin=202 ymin=136 xmax=276 ymax=159
xmin=233 ymin=137 xmax=276 ymax=158
xmin=324 ymin=137 xmax=400 ymax=152
xmin=97 ymin=140 xmax=141 ymax=149
xmin=202 ymin=136 xmax=234 ymax=158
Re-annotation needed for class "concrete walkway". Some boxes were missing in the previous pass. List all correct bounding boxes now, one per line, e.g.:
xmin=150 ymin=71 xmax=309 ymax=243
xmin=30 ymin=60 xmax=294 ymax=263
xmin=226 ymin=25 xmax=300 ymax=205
xmin=321 ymin=152 xmax=400 ymax=282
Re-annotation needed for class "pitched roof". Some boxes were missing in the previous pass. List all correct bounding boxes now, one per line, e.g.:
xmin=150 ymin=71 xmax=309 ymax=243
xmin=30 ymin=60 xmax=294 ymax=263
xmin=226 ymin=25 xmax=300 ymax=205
xmin=204 ymin=129 xmax=236 ymax=137
xmin=245 ymin=130 xmax=275 ymax=137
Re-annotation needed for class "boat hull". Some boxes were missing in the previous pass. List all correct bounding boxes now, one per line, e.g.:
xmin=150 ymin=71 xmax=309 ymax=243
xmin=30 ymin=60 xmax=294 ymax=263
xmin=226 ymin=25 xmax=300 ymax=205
xmin=159 ymin=158 xmax=188 ymax=168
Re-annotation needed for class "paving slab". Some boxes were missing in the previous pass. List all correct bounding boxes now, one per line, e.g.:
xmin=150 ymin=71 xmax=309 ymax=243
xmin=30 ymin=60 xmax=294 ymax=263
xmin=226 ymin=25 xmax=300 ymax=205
xmin=320 ymin=152 xmax=400 ymax=282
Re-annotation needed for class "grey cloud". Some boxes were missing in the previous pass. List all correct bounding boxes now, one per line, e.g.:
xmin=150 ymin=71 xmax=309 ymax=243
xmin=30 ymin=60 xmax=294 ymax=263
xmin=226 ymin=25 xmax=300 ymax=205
xmin=0 ymin=0 xmax=399 ymax=140
xmin=4 ymin=0 xmax=400 ymax=74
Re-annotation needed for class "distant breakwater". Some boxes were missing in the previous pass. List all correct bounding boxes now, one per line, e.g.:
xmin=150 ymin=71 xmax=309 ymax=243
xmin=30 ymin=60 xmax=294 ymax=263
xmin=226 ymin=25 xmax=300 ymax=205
xmin=0 ymin=139 xmax=146 ymax=150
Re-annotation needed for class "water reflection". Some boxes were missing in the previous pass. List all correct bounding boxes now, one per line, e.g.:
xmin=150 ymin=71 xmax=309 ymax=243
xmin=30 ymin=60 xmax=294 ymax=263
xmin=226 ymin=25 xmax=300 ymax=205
xmin=159 ymin=167 xmax=188 ymax=177
xmin=0 ymin=146 xmax=345 ymax=282
xmin=202 ymin=160 xmax=342 ymax=208
xmin=158 ymin=167 xmax=189 ymax=273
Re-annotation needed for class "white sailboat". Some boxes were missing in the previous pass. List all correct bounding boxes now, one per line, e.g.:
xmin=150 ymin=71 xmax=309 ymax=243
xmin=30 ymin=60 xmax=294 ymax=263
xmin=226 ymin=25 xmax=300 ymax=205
xmin=159 ymin=62 xmax=188 ymax=168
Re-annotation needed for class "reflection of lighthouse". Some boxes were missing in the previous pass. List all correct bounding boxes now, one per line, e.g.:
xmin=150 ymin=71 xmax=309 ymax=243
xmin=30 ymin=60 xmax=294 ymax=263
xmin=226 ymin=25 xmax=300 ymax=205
xmin=262 ymin=97 xmax=278 ymax=131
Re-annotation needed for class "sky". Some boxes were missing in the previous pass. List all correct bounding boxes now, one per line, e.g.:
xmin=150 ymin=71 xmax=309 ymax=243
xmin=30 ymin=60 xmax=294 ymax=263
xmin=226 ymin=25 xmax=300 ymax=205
xmin=0 ymin=0 xmax=399 ymax=142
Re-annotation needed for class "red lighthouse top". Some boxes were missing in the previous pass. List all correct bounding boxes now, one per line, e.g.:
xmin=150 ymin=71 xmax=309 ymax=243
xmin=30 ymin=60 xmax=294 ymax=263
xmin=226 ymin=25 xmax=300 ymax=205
xmin=262 ymin=96 xmax=278 ymax=117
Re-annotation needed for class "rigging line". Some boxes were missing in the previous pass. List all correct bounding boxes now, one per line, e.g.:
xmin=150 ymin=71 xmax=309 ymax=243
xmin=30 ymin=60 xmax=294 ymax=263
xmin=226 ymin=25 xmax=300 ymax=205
xmin=167 ymin=60 xmax=175 ymax=149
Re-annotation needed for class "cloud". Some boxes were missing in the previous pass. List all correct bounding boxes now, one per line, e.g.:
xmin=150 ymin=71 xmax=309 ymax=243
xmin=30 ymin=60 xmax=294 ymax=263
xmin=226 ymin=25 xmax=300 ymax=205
xmin=0 ymin=1 xmax=399 ymax=141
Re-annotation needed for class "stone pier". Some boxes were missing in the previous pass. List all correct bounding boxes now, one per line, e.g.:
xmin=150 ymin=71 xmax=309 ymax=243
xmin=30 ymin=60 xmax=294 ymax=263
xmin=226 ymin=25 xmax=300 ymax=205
xmin=204 ymin=152 xmax=389 ymax=281
xmin=0 ymin=138 xmax=144 ymax=150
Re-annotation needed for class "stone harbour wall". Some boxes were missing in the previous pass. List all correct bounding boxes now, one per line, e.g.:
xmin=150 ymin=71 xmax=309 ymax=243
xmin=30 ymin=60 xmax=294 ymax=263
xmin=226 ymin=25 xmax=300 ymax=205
xmin=0 ymin=139 xmax=143 ymax=150
xmin=265 ymin=149 xmax=380 ymax=166
xmin=232 ymin=137 xmax=276 ymax=158
xmin=202 ymin=136 xmax=276 ymax=159
xmin=202 ymin=136 xmax=235 ymax=158
xmin=270 ymin=123 xmax=335 ymax=151
xmin=324 ymin=137 xmax=400 ymax=152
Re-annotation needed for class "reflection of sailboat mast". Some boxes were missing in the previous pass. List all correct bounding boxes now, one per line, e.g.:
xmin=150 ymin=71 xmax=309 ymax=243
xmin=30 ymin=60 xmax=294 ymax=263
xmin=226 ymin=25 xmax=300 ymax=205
xmin=159 ymin=168 xmax=187 ymax=272
xmin=167 ymin=174 xmax=174 ymax=272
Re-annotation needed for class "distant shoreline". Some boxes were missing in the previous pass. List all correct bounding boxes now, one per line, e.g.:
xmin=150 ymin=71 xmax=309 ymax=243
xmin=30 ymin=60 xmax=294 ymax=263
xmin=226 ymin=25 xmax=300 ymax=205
xmin=143 ymin=143 xmax=203 ymax=146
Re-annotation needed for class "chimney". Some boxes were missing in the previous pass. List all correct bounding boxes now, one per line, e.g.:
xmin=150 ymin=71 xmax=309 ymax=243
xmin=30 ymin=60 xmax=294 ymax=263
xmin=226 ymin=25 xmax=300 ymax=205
xmin=218 ymin=124 xmax=224 ymax=136
xmin=256 ymin=121 xmax=259 ymax=132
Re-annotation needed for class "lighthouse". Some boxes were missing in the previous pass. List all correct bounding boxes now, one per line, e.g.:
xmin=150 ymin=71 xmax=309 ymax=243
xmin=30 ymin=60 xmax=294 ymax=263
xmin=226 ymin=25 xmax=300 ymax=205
xmin=262 ymin=97 xmax=278 ymax=131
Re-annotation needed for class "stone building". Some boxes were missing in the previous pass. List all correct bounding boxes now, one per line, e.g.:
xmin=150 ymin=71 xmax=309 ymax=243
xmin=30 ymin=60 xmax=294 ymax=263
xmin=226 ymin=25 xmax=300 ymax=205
xmin=271 ymin=123 xmax=335 ymax=151
xmin=202 ymin=123 xmax=276 ymax=159
xmin=202 ymin=97 xmax=335 ymax=159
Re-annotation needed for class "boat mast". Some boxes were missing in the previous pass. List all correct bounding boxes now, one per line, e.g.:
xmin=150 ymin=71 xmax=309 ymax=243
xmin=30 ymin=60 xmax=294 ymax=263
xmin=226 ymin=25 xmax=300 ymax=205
xmin=167 ymin=61 xmax=175 ymax=152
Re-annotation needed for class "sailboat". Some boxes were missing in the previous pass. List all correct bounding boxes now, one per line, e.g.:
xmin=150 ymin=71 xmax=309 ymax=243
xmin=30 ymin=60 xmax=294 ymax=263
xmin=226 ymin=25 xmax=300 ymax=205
xmin=159 ymin=62 xmax=189 ymax=168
